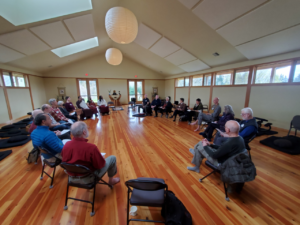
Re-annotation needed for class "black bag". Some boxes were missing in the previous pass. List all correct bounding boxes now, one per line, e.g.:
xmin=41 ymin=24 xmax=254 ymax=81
xmin=26 ymin=148 xmax=39 ymax=164
xmin=161 ymin=190 xmax=192 ymax=225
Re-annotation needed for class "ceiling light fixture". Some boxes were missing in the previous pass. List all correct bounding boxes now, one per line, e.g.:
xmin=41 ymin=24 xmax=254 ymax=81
xmin=105 ymin=48 xmax=123 ymax=65
xmin=105 ymin=7 xmax=138 ymax=44
xmin=213 ymin=52 xmax=220 ymax=56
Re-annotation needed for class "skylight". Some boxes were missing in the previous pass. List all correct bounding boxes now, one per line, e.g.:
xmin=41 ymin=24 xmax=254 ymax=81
xmin=51 ymin=37 xmax=98 ymax=57
xmin=0 ymin=0 xmax=93 ymax=26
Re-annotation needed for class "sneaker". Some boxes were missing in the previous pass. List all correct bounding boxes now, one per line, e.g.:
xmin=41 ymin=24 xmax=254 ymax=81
xmin=169 ymin=115 xmax=173 ymax=118
xmin=189 ymin=148 xmax=195 ymax=155
xmin=154 ymin=115 xmax=158 ymax=117
xmin=187 ymin=166 xmax=200 ymax=173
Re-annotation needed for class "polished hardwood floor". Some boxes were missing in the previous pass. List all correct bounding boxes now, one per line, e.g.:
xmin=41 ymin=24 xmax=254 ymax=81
xmin=0 ymin=106 xmax=300 ymax=225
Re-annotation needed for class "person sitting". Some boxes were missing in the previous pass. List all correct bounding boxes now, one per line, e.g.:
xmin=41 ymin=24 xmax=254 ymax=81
xmin=49 ymin=98 xmax=75 ymax=123
xmin=186 ymin=98 xmax=203 ymax=125
xmin=87 ymin=96 xmax=98 ymax=115
xmin=87 ymin=97 xmax=97 ymax=107
xmin=76 ymin=96 xmax=97 ymax=119
xmin=31 ymin=113 xmax=64 ymax=162
xmin=142 ymin=94 xmax=152 ymax=116
xmin=97 ymin=95 xmax=107 ymax=106
xmin=42 ymin=104 xmax=70 ymax=131
xmin=29 ymin=109 xmax=43 ymax=133
xmin=57 ymin=101 xmax=78 ymax=121
xmin=64 ymin=96 xmax=76 ymax=112
xmin=170 ymin=98 xmax=186 ymax=122
xmin=151 ymin=95 xmax=161 ymax=117
xmin=61 ymin=121 xmax=120 ymax=186
xmin=214 ymin=107 xmax=258 ymax=146
xmin=187 ymin=120 xmax=246 ymax=173
xmin=191 ymin=97 xmax=221 ymax=131
xmin=200 ymin=105 xmax=235 ymax=141
xmin=159 ymin=96 xmax=172 ymax=118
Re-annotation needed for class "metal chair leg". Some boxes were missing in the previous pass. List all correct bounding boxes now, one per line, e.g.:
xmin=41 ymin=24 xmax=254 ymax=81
xmin=40 ymin=164 xmax=45 ymax=180
xmin=64 ymin=183 xmax=69 ymax=210
xmin=224 ymin=182 xmax=229 ymax=201
xmin=199 ymin=170 xmax=216 ymax=182
xmin=127 ymin=189 xmax=130 ymax=225
xmin=49 ymin=166 xmax=56 ymax=189
xmin=90 ymin=185 xmax=96 ymax=216
xmin=248 ymin=150 xmax=252 ymax=160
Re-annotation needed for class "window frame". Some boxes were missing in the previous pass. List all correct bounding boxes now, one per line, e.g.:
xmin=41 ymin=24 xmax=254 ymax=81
xmin=175 ymin=77 xmax=190 ymax=87
xmin=76 ymin=78 xmax=99 ymax=103
xmin=192 ymin=75 xmax=204 ymax=87
xmin=293 ymin=61 xmax=300 ymax=83
xmin=233 ymin=68 xmax=250 ymax=85
xmin=1 ymin=71 xmax=29 ymax=88
xmin=204 ymin=74 xmax=212 ymax=86
xmin=127 ymin=79 xmax=145 ymax=103
xmin=214 ymin=70 xmax=234 ymax=86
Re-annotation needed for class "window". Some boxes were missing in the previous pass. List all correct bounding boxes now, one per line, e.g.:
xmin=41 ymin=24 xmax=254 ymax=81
xmin=294 ymin=61 xmax=300 ymax=82
xmin=234 ymin=69 xmax=249 ymax=85
xmin=192 ymin=75 xmax=203 ymax=86
xmin=175 ymin=77 xmax=189 ymax=87
xmin=77 ymin=79 xmax=98 ymax=102
xmin=2 ymin=71 xmax=28 ymax=87
xmin=215 ymin=71 xmax=233 ymax=85
xmin=255 ymin=67 xmax=272 ymax=84
xmin=273 ymin=66 xmax=290 ymax=83
xmin=128 ymin=80 xmax=144 ymax=102
xmin=204 ymin=74 xmax=211 ymax=86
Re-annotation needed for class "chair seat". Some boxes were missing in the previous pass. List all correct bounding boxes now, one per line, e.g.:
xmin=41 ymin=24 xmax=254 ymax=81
xmin=205 ymin=160 xmax=220 ymax=173
xmin=44 ymin=160 xmax=59 ymax=167
xmin=69 ymin=181 xmax=95 ymax=189
xmin=130 ymin=188 xmax=165 ymax=207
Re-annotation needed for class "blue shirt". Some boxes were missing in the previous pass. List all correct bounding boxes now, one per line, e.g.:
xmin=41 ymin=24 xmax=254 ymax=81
xmin=31 ymin=126 xmax=64 ymax=159
xmin=239 ymin=120 xmax=257 ymax=138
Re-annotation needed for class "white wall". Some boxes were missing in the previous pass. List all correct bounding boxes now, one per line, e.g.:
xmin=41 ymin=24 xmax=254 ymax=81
xmin=175 ymin=87 xmax=189 ymax=103
xmin=165 ymin=79 xmax=174 ymax=103
xmin=0 ymin=88 xmax=10 ymax=123
xmin=190 ymin=87 xmax=210 ymax=108
xmin=29 ymin=75 xmax=47 ymax=108
xmin=7 ymin=89 xmax=32 ymax=120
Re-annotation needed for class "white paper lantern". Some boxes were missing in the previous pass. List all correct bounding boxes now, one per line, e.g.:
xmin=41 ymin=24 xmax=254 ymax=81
xmin=105 ymin=48 xmax=123 ymax=65
xmin=105 ymin=7 xmax=138 ymax=44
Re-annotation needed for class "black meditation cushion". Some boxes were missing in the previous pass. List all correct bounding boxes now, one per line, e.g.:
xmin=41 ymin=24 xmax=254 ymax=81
xmin=7 ymin=135 xmax=28 ymax=143
xmin=8 ymin=130 xmax=22 ymax=135
xmin=274 ymin=139 xmax=293 ymax=148
xmin=27 ymin=112 xmax=32 ymax=115
xmin=2 ymin=125 xmax=15 ymax=130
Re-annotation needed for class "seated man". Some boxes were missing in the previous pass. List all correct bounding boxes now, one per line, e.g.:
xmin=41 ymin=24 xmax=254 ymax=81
xmin=57 ymin=101 xmax=78 ymax=121
xmin=186 ymin=98 xmax=203 ymax=124
xmin=191 ymin=97 xmax=221 ymax=131
xmin=170 ymin=98 xmax=186 ymax=122
xmin=42 ymin=104 xmax=70 ymax=131
xmin=31 ymin=113 xmax=64 ymax=162
xmin=187 ymin=120 xmax=246 ymax=173
xmin=76 ymin=96 xmax=97 ymax=119
xmin=142 ymin=94 xmax=152 ymax=116
xmin=151 ymin=95 xmax=161 ymax=117
xmin=29 ymin=109 xmax=43 ymax=133
xmin=49 ymin=98 xmax=75 ymax=123
xmin=159 ymin=96 xmax=172 ymax=118
xmin=61 ymin=122 xmax=120 ymax=186
xmin=214 ymin=107 xmax=258 ymax=146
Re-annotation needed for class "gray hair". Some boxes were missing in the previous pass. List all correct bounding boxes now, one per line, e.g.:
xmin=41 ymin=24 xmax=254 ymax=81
xmin=71 ymin=122 xmax=88 ymax=138
xmin=224 ymin=105 xmax=235 ymax=116
xmin=241 ymin=107 xmax=253 ymax=116
xmin=48 ymin=98 xmax=56 ymax=106
xmin=41 ymin=104 xmax=49 ymax=111
xmin=32 ymin=109 xmax=43 ymax=118
xmin=57 ymin=101 xmax=64 ymax=107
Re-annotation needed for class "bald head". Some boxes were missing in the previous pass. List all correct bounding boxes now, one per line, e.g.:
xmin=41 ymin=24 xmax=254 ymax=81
xmin=32 ymin=109 xmax=43 ymax=119
xmin=213 ymin=97 xmax=219 ymax=105
xmin=224 ymin=120 xmax=240 ymax=135
xmin=71 ymin=121 xmax=89 ymax=138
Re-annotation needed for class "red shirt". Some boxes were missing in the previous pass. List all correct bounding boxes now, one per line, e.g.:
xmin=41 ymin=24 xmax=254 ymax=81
xmin=65 ymin=102 xmax=75 ymax=112
xmin=61 ymin=137 xmax=106 ymax=176
xmin=50 ymin=107 xmax=67 ymax=122
xmin=29 ymin=122 xmax=37 ymax=133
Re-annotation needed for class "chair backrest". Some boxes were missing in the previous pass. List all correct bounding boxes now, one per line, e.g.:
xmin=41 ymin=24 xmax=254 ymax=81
xmin=291 ymin=115 xmax=300 ymax=129
xmin=125 ymin=179 xmax=167 ymax=191
xmin=174 ymin=101 xmax=179 ymax=105
xmin=38 ymin=146 xmax=56 ymax=157
xmin=60 ymin=162 xmax=93 ymax=175
xmin=243 ymin=132 xmax=257 ymax=150
xmin=203 ymin=104 xmax=208 ymax=111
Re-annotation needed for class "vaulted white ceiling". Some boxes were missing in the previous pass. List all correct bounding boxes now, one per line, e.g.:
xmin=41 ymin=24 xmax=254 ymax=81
xmin=0 ymin=0 xmax=299 ymax=76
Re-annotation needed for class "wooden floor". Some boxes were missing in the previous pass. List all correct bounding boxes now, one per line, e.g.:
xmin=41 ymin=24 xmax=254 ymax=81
xmin=1 ymin=106 xmax=300 ymax=225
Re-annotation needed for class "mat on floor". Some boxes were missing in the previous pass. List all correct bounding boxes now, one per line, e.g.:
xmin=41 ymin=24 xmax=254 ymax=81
xmin=260 ymin=135 xmax=300 ymax=155
xmin=256 ymin=129 xmax=278 ymax=137
xmin=112 ymin=107 xmax=124 ymax=111
xmin=0 ymin=150 xmax=12 ymax=161
xmin=132 ymin=113 xmax=146 ymax=117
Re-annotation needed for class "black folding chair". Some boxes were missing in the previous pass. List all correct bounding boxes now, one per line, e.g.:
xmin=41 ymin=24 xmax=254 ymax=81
xmin=199 ymin=160 xmax=230 ymax=201
xmin=202 ymin=104 xmax=208 ymax=112
xmin=288 ymin=115 xmax=300 ymax=136
xmin=125 ymin=178 xmax=168 ymax=224
xmin=60 ymin=163 xmax=113 ymax=217
xmin=244 ymin=133 xmax=257 ymax=160
xmin=38 ymin=146 xmax=62 ymax=189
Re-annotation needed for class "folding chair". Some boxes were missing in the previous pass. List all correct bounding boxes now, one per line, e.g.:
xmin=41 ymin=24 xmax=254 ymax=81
xmin=125 ymin=177 xmax=168 ymax=224
xmin=288 ymin=115 xmax=300 ymax=136
xmin=60 ymin=163 xmax=113 ymax=216
xmin=199 ymin=160 xmax=230 ymax=201
xmin=38 ymin=146 xmax=62 ymax=189
xmin=127 ymin=101 xmax=135 ymax=113
xmin=244 ymin=133 xmax=257 ymax=160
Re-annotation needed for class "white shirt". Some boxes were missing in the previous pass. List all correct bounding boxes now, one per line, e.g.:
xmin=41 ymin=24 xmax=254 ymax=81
xmin=79 ymin=100 xmax=89 ymax=109
xmin=97 ymin=99 xmax=107 ymax=106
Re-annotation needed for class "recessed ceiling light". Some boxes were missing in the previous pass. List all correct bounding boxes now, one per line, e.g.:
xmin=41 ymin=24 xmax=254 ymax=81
xmin=51 ymin=37 xmax=98 ymax=58
xmin=0 ymin=0 xmax=93 ymax=26
xmin=213 ymin=52 xmax=220 ymax=56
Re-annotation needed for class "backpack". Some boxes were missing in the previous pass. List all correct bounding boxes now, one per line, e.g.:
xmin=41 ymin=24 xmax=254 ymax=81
xmin=26 ymin=148 xmax=39 ymax=164
xmin=161 ymin=190 xmax=192 ymax=225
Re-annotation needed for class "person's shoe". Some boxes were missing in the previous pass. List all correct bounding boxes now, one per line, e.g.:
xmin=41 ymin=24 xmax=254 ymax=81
xmin=169 ymin=115 xmax=173 ymax=118
xmin=189 ymin=148 xmax=195 ymax=155
xmin=199 ymin=132 xmax=207 ymax=138
xmin=166 ymin=115 xmax=168 ymax=118
xmin=190 ymin=121 xmax=197 ymax=125
xmin=188 ymin=121 xmax=191 ymax=125
xmin=206 ymin=138 xmax=211 ymax=142
xmin=173 ymin=119 xmax=176 ymax=122
xmin=161 ymin=114 xmax=163 ymax=118
xmin=154 ymin=115 xmax=158 ymax=117
xmin=187 ymin=166 xmax=200 ymax=173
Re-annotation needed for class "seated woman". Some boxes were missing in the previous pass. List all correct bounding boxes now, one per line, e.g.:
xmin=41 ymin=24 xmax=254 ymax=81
xmin=97 ymin=95 xmax=109 ymax=115
xmin=200 ymin=105 xmax=234 ymax=141
xmin=76 ymin=96 xmax=97 ymax=119
xmin=64 ymin=96 xmax=76 ymax=112
xmin=57 ymin=101 xmax=78 ymax=121
xmin=186 ymin=98 xmax=203 ymax=124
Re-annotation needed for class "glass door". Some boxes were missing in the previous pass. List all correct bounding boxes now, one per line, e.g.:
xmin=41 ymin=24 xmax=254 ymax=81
xmin=89 ymin=80 xmax=98 ymax=102
xmin=77 ymin=79 xmax=98 ymax=102
xmin=128 ymin=80 xmax=144 ymax=103
xmin=78 ymin=79 xmax=88 ymax=102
